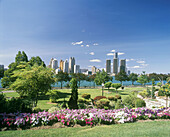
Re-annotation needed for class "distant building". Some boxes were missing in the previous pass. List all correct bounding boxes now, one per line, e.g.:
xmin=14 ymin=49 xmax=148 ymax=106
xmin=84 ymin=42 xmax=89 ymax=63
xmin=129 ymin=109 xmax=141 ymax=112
xmin=51 ymin=59 xmax=58 ymax=70
xmin=82 ymin=71 xmax=92 ymax=75
xmin=106 ymin=59 xmax=111 ymax=74
xmin=96 ymin=68 xmax=101 ymax=73
xmin=120 ymin=59 xmax=126 ymax=72
xmin=128 ymin=70 xmax=131 ymax=75
xmin=0 ymin=65 xmax=4 ymax=69
xmin=91 ymin=66 xmax=97 ymax=75
xmin=59 ymin=60 xmax=64 ymax=71
xmin=113 ymin=52 xmax=119 ymax=75
xmin=49 ymin=58 xmax=54 ymax=68
xmin=63 ymin=59 xmax=69 ymax=73
xmin=69 ymin=57 xmax=75 ymax=73
xmin=74 ymin=65 xmax=80 ymax=73
xmin=55 ymin=68 xmax=61 ymax=74
xmin=80 ymin=69 xmax=88 ymax=73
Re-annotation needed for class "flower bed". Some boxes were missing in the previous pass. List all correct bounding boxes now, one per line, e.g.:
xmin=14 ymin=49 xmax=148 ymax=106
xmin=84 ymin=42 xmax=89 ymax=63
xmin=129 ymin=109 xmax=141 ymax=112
xmin=0 ymin=107 xmax=169 ymax=130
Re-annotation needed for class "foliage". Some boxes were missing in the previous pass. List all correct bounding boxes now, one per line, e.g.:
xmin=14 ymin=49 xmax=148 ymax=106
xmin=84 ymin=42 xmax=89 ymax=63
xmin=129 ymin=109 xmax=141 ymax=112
xmin=46 ymin=89 xmax=59 ymax=103
xmin=71 ymin=73 xmax=87 ymax=88
xmin=115 ymin=94 xmax=121 ymax=99
xmin=33 ymin=107 xmax=42 ymax=113
xmin=129 ymin=73 xmax=138 ymax=85
xmin=15 ymin=51 xmax=28 ymax=64
xmin=68 ymin=78 xmax=78 ymax=109
xmin=135 ymin=98 xmax=146 ymax=107
xmin=115 ymin=100 xmax=124 ymax=109
xmin=94 ymin=69 xmax=113 ymax=85
xmin=56 ymin=71 xmax=70 ymax=89
xmin=81 ymin=93 xmax=91 ymax=99
xmin=107 ymin=96 xmax=116 ymax=101
xmin=96 ymin=98 xmax=110 ymax=109
xmin=0 ymin=93 xmax=7 ymax=113
xmin=157 ymin=82 xmax=162 ymax=88
xmin=115 ymin=70 xmax=129 ymax=85
xmin=0 ymin=68 xmax=4 ymax=78
xmin=10 ymin=65 xmax=56 ymax=107
xmin=88 ymin=74 xmax=96 ymax=88
xmin=93 ymin=96 xmax=106 ymax=101
xmin=29 ymin=56 xmax=46 ymax=67
xmin=137 ymin=71 xmax=150 ymax=86
xmin=139 ymin=90 xmax=149 ymax=98
xmin=104 ymin=82 xmax=112 ymax=89
xmin=48 ymin=107 xmax=60 ymax=113
xmin=111 ymin=83 xmax=122 ymax=93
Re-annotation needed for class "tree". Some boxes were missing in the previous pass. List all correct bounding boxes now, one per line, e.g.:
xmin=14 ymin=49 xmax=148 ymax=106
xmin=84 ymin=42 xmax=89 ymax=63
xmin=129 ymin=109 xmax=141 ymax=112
xmin=157 ymin=82 xmax=162 ymax=88
xmin=129 ymin=73 xmax=138 ymax=85
xmin=68 ymin=78 xmax=78 ymax=109
xmin=71 ymin=73 xmax=87 ymax=88
xmin=137 ymin=71 xmax=150 ymax=86
xmin=0 ymin=68 xmax=4 ymax=78
xmin=56 ymin=71 xmax=70 ymax=89
xmin=104 ymin=82 xmax=112 ymax=90
xmin=94 ymin=69 xmax=113 ymax=85
xmin=10 ymin=65 xmax=56 ymax=107
xmin=29 ymin=56 xmax=46 ymax=67
xmin=115 ymin=71 xmax=129 ymax=85
xmin=15 ymin=51 xmax=28 ymax=64
xmin=111 ymin=83 xmax=122 ymax=93
xmin=88 ymin=74 xmax=96 ymax=88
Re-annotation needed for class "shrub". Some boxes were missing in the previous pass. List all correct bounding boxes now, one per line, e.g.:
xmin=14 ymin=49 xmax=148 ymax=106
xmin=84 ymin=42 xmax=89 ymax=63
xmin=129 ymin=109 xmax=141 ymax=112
xmin=94 ymin=96 xmax=106 ymax=101
xmin=111 ymin=83 xmax=122 ymax=93
xmin=46 ymin=89 xmax=59 ymax=103
xmin=139 ymin=90 xmax=149 ymax=98
xmin=82 ymin=93 xmax=91 ymax=99
xmin=50 ymin=98 xmax=56 ymax=103
xmin=96 ymin=99 xmax=110 ymax=109
xmin=0 ymin=93 xmax=7 ymax=113
xmin=123 ymin=96 xmax=135 ymax=108
xmin=115 ymin=94 xmax=121 ymax=99
xmin=115 ymin=100 xmax=124 ymax=109
xmin=104 ymin=82 xmax=112 ymax=89
xmin=135 ymin=98 xmax=146 ymax=107
xmin=107 ymin=96 xmax=117 ymax=101
xmin=33 ymin=107 xmax=42 ymax=113
xmin=48 ymin=107 xmax=60 ymax=113
xmin=158 ymin=89 xmax=165 ymax=96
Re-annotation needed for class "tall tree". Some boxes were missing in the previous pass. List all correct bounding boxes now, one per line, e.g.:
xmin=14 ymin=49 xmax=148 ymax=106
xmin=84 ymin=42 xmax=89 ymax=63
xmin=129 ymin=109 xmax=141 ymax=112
xmin=0 ymin=68 xmax=4 ymax=78
xmin=56 ymin=71 xmax=70 ymax=89
xmin=129 ymin=73 xmax=138 ymax=85
xmin=10 ymin=65 xmax=56 ymax=107
xmin=94 ymin=69 xmax=113 ymax=85
xmin=88 ymin=74 xmax=96 ymax=88
xmin=137 ymin=71 xmax=150 ymax=86
xmin=115 ymin=71 xmax=129 ymax=85
xmin=29 ymin=56 xmax=46 ymax=67
xmin=15 ymin=51 xmax=28 ymax=64
xmin=68 ymin=78 xmax=78 ymax=109
xmin=71 ymin=73 xmax=87 ymax=88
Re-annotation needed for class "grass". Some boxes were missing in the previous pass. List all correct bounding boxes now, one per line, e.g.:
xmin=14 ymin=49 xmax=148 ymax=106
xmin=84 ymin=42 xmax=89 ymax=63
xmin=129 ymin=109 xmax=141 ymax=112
xmin=0 ymin=121 xmax=169 ymax=137
xmin=3 ymin=87 xmax=148 ymax=110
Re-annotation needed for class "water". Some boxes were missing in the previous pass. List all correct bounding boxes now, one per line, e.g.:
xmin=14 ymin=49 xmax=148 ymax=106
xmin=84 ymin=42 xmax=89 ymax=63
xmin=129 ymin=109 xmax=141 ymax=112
xmin=0 ymin=77 xmax=166 ymax=88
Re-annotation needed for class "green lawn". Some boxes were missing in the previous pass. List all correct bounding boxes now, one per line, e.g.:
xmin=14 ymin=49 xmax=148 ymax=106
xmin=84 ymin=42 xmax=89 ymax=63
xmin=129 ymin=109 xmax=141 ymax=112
xmin=3 ymin=87 xmax=148 ymax=110
xmin=0 ymin=121 xmax=169 ymax=137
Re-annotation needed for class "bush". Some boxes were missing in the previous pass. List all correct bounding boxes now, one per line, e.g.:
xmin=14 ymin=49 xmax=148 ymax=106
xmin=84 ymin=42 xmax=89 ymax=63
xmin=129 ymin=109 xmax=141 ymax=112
xmin=0 ymin=93 xmax=7 ymax=113
xmin=115 ymin=94 xmax=121 ymax=99
xmin=158 ymin=89 xmax=165 ymax=96
xmin=50 ymin=98 xmax=56 ymax=103
xmin=115 ymin=100 xmax=124 ymax=109
xmin=46 ymin=89 xmax=59 ymax=103
xmin=104 ymin=82 xmax=112 ymax=89
xmin=139 ymin=90 xmax=149 ymax=98
xmin=107 ymin=96 xmax=117 ymax=101
xmin=135 ymin=98 xmax=146 ymax=107
xmin=123 ymin=96 xmax=135 ymax=108
xmin=96 ymin=99 xmax=110 ymax=109
xmin=33 ymin=107 xmax=42 ymax=113
xmin=48 ymin=107 xmax=60 ymax=113
xmin=81 ymin=93 xmax=91 ymax=99
xmin=94 ymin=96 xmax=106 ymax=101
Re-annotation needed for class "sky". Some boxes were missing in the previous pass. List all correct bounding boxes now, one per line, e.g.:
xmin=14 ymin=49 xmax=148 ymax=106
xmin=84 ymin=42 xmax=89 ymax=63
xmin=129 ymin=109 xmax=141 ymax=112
xmin=0 ymin=0 xmax=170 ymax=74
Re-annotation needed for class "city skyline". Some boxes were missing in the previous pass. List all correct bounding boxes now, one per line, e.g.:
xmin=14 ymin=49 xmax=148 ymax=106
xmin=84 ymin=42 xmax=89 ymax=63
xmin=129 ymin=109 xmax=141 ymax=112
xmin=0 ymin=0 xmax=170 ymax=74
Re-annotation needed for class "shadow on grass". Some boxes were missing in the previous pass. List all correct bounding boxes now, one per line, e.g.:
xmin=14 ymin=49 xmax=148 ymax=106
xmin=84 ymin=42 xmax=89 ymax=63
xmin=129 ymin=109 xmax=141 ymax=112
xmin=118 ymin=90 xmax=129 ymax=95
xmin=57 ymin=91 xmax=71 ymax=99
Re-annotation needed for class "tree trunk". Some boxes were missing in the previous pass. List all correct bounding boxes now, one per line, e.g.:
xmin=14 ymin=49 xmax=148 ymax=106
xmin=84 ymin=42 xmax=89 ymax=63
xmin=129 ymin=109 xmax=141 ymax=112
xmin=61 ymin=82 xmax=63 ymax=89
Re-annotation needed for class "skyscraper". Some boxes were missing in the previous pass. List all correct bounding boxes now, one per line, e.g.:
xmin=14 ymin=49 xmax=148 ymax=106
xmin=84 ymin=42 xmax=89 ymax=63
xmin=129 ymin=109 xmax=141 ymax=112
xmin=59 ymin=60 xmax=64 ymax=71
xmin=92 ymin=66 xmax=97 ymax=75
xmin=63 ymin=59 xmax=69 ymax=73
xmin=69 ymin=57 xmax=75 ymax=73
xmin=48 ymin=58 xmax=54 ymax=68
xmin=106 ymin=59 xmax=111 ymax=74
xmin=51 ymin=59 xmax=58 ymax=70
xmin=120 ymin=59 xmax=126 ymax=72
xmin=113 ymin=52 xmax=119 ymax=75
xmin=74 ymin=65 xmax=80 ymax=73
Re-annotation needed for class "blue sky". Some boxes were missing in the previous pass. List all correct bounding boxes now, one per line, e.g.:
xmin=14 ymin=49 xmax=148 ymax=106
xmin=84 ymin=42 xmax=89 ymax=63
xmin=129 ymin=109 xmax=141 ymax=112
xmin=0 ymin=0 xmax=170 ymax=73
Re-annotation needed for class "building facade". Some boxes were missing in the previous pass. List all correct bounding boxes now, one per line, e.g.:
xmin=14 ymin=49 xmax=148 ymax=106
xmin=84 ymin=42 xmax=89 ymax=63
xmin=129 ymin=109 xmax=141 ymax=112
xmin=120 ymin=59 xmax=126 ymax=72
xmin=113 ymin=52 xmax=119 ymax=75
xmin=51 ymin=59 xmax=58 ymax=70
xmin=91 ymin=66 xmax=97 ymax=75
xmin=63 ymin=59 xmax=69 ymax=73
xmin=106 ymin=59 xmax=111 ymax=74
xmin=74 ymin=65 xmax=80 ymax=73
xmin=69 ymin=57 xmax=75 ymax=73
xmin=59 ymin=60 xmax=64 ymax=71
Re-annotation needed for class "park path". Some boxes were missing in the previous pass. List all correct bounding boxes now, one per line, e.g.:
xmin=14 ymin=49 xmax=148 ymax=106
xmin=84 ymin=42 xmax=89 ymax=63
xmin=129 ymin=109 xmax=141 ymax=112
xmin=1 ymin=90 xmax=15 ymax=93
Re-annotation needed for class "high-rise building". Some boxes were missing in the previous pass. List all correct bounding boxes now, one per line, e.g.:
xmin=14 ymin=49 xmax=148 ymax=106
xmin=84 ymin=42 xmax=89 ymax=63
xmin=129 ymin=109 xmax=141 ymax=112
xmin=63 ymin=59 xmax=69 ymax=73
xmin=0 ymin=64 xmax=4 ymax=69
xmin=51 ymin=59 xmax=58 ymax=70
xmin=120 ymin=59 xmax=126 ymax=72
xmin=48 ymin=58 xmax=54 ymax=68
xmin=113 ymin=52 xmax=119 ymax=75
xmin=80 ymin=69 xmax=88 ymax=73
xmin=59 ymin=60 xmax=64 ymax=71
xmin=106 ymin=59 xmax=111 ymax=74
xmin=92 ymin=66 xmax=97 ymax=75
xmin=74 ymin=65 xmax=80 ymax=73
xmin=127 ymin=70 xmax=131 ymax=75
xmin=69 ymin=57 xmax=75 ymax=73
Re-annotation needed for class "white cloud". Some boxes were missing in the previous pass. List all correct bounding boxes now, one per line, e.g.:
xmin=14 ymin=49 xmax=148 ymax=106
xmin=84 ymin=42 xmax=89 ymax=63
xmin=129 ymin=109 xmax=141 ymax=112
xmin=72 ymin=41 xmax=83 ymax=45
xmin=141 ymin=64 xmax=149 ymax=67
xmin=88 ymin=65 xmax=93 ymax=68
xmin=126 ymin=58 xmax=135 ymax=62
xmin=89 ymin=59 xmax=101 ymax=62
xmin=111 ymin=50 xmax=115 ymax=52
xmin=89 ymin=52 xmax=94 ymax=55
xmin=107 ymin=52 xmax=125 ymax=56
xmin=136 ymin=61 xmax=145 ymax=64
xmin=132 ymin=66 xmax=142 ymax=68
xmin=93 ymin=43 xmax=98 ymax=46
xmin=86 ymin=45 xmax=90 ymax=47
xmin=81 ymin=45 xmax=84 ymax=47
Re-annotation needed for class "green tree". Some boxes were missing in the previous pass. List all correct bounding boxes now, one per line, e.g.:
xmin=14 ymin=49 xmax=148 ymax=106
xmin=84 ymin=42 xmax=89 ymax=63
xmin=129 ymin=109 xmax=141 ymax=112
xmin=71 ymin=73 xmax=87 ymax=88
xmin=10 ymin=65 xmax=56 ymax=107
xmin=157 ymin=82 xmax=162 ymax=88
xmin=137 ymin=71 xmax=150 ymax=86
xmin=68 ymin=78 xmax=78 ymax=109
xmin=115 ymin=71 xmax=129 ymax=85
xmin=88 ymin=74 xmax=96 ymax=88
xmin=104 ymin=82 xmax=112 ymax=90
xmin=94 ymin=69 xmax=113 ymax=85
xmin=29 ymin=56 xmax=46 ymax=67
xmin=56 ymin=71 xmax=70 ymax=89
xmin=111 ymin=83 xmax=122 ymax=93
xmin=15 ymin=51 xmax=28 ymax=64
xmin=0 ymin=68 xmax=4 ymax=78
xmin=129 ymin=73 xmax=138 ymax=85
